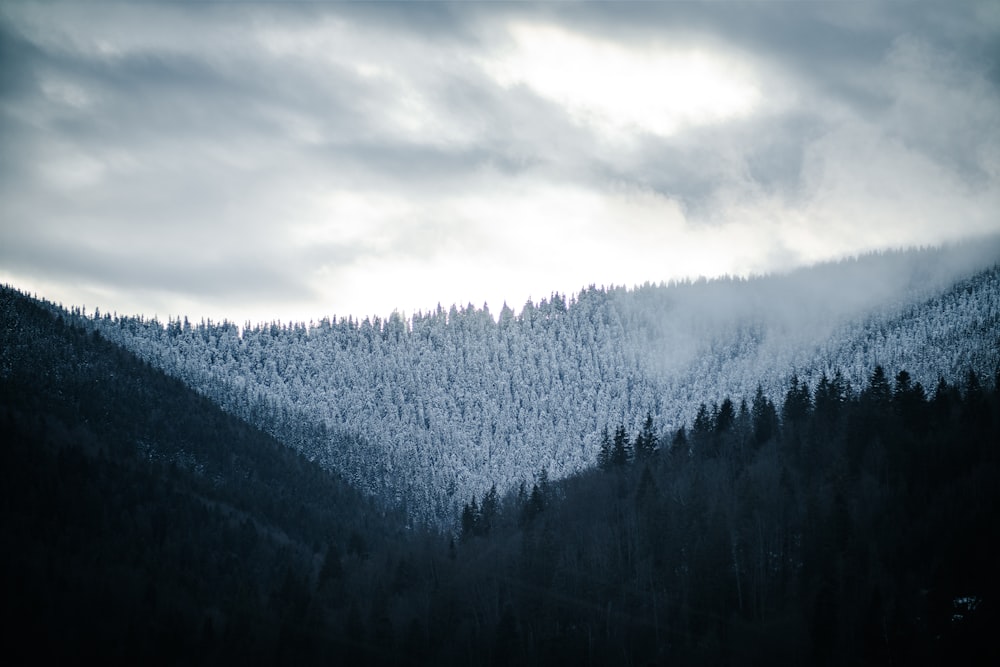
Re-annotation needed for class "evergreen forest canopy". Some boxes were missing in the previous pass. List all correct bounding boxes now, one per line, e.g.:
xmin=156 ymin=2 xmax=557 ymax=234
xmin=1 ymin=282 xmax=997 ymax=665
xmin=39 ymin=240 xmax=1000 ymax=525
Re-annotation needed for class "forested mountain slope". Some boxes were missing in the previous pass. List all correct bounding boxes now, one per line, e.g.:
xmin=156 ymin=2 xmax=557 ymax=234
xmin=52 ymin=240 xmax=1000 ymax=524
xmin=446 ymin=364 xmax=1000 ymax=666
xmin=0 ymin=286 xmax=410 ymax=664
xmin=663 ymin=253 xmax=1000 ymax=413
xmin=4 ymin=283 xmax=996 ymax=665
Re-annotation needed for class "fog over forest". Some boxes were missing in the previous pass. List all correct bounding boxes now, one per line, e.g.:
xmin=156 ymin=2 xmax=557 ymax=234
xmin=47 ymin=240 xmax=1000 ymax=526
xmin=2 ymin=1 xmax=999 ymax=663
xmin=2 ymin=253 xmax=998 ymax=664
xmin=2 ymin=1 xmax=999 ymax=323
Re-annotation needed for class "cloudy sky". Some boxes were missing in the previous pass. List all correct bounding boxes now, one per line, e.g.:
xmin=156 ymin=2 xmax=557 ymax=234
xmin=2 ymin=1 xmax=999 ymax=325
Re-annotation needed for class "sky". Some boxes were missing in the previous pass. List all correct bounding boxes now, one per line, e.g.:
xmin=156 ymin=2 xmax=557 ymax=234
xmin=1 ymin=1 xmax=999 ymax=326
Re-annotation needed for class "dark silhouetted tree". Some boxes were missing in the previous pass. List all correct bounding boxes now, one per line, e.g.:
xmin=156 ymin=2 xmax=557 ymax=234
xmin=635 ymin=413 xmax=657 ymax=460
xmin=611 ymin=424 xmax=631 ymax=467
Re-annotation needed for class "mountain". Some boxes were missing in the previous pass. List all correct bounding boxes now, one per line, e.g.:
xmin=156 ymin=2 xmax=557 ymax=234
xmin=56 ymin=239 xmax=1000 ymax=525
xmin=444 ymin=363 xmax=1000 ymax=666
xmin=2 ymin=281 xmax=997 ymax=665
xmin=0 ymin=285 xmax=410 ymax=664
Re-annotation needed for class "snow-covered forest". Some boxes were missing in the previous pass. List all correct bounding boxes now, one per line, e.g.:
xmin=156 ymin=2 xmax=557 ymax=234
xmin=5 ymin=270 xmax=998 ymax=665
xmin=58 ymin=241 xmax=1000 ymax=525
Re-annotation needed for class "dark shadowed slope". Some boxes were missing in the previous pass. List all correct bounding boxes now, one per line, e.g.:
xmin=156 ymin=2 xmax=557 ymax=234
xmin=0 ymin=285 xmax=413 ymax=665
xmin=2 ymin=284 xmax=997 ymax=666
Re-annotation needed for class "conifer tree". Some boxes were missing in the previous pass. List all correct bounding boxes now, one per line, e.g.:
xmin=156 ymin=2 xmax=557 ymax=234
xmin=479 ymin=484 xmax=499 ymax=535
xmin=751 ymin=384 xmax=778 ymax=447
xmin=782 ymin=374 xmax=812 ymax=424
xmin=598 ymin=427 xmax=612 ymax=470
xmin=864 ymin=365 xmax=891 ymax=406
xmin=611 ymin=425 xmax=631 ymax=467
xmin=635 ymin=413 xmax=657 ymax=460
xmin=461 ymin=496 xmax=478 ymax=540
xmin=671 ymin=426 xmax=688 ymax=451
xmin=714 ymin=397 xmax=736 ymax=433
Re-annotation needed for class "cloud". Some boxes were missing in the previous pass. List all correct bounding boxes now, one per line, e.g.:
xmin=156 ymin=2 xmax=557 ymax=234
xmin=481 ymin=21 xmax=761 ymax=140
xmin=1 ymin=1 xmax=998 ymax=324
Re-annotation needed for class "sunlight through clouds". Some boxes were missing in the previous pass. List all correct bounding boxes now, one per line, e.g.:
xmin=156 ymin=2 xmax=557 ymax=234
xmin=484 ymin=22 xmax=761 ymax=140
xmin=1 ymin=2 xmax=998 ymax=325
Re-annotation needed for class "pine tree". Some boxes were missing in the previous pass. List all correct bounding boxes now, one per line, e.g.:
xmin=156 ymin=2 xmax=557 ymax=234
xmin=670 ymin=426 xmax=689 ymax=461
xmin=479 ymin=484 xmax=499 ymax=535
xmin=461 ymin=496 xmax=479 ymax=540
xmin=598 ymin=427 xmax=612 ymax=470
xmin=635 ymin=413 xmax=657 ymax=460
xmin=520 ymin=484 xmax=545 ymax=526
xmin=693 ymin=403 xmax=712 ymax=436
xmin=864 ymin=365 xmax=891 ymax=406
xmin=611 ymin=425 xmax=631 ymax=467
xmin=782 ymin=374 xmax=812 ymax=424
xmin=751 ymin=384 xmax=778 ymax=448
xmin=714 ymin=397 xmax=736 ymax=434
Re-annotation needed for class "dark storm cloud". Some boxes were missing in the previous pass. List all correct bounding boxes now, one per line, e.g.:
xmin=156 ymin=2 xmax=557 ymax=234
xmin=0 ymin=20 xmax=39 ymax=98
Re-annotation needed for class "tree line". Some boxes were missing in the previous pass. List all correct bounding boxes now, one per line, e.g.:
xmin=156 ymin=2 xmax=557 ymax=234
xmin=3 ymin=284 xmax=998 ymax=665
xmin=46 ymin=253 xmax=1000 ymax=527
xmin=451 ymin=365 xmax=998 ymax=665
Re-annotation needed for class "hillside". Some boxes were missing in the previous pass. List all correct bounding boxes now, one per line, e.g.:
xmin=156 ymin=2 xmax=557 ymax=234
xmin=446 ymin=363 xmax=1000 ymax=666
xmin=3 ymin=282 xmax=996 ymax=664
xmin=54 ymin=240 xmax=1000 ymax=525
xmin=0 ymin=286 xmax=412 ymax=664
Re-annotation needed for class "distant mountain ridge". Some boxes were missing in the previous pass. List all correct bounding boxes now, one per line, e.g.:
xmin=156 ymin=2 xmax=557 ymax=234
xmin=29 ymin=238 xmax=1000 ymax=525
